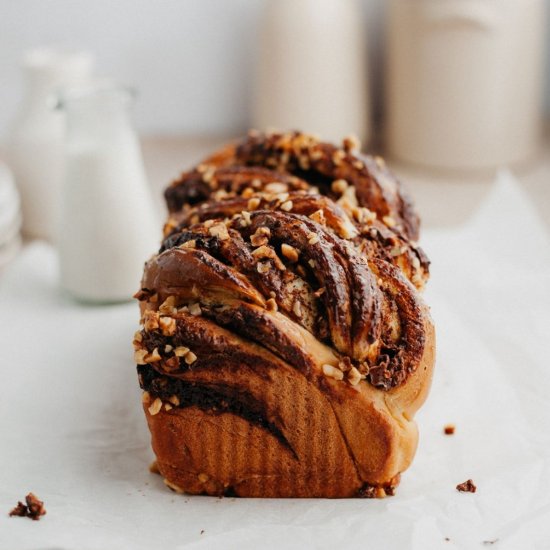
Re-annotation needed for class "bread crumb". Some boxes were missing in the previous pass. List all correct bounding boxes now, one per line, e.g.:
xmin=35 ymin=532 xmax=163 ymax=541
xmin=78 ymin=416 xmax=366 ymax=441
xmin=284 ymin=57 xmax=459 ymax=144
xmin=456 ymin=479 xmax=477 ymax=493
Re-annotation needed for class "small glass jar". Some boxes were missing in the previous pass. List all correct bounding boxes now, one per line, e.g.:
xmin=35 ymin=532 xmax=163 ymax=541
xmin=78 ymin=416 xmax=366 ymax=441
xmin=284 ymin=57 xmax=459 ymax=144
xmin=57 ymin=82 xmax=159 ymax=303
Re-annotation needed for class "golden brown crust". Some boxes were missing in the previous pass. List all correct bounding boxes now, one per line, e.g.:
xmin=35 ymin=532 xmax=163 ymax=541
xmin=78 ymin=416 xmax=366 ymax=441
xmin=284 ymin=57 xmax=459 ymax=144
xmin=134 ymin=130 xmax=436 ymax=498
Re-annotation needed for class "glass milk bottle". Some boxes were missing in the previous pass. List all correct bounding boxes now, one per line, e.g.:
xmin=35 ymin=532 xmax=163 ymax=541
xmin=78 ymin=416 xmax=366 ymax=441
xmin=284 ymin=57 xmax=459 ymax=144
xmin=7 ymin=48 xmax=94 ymax=241
xmin=386 ymin=0 xmax=546 ymax=171
xmin=57 ymin=83 xmax=159 ymax=303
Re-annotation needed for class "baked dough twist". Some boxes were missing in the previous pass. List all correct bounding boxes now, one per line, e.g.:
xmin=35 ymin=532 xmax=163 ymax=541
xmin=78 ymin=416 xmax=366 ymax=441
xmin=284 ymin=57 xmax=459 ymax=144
xmin=134 ymin=131 xmax=435 ymax=498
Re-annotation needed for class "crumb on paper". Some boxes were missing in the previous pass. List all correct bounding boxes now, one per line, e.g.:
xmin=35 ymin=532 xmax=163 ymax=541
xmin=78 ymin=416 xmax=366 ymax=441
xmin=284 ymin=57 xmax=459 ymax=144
xmin=444 ymin=424 xmax=456 ymax=435
xmin=483 ymin=540 xmax=499 ymax=545
xmin=200 ymin=529 xmax=205 ymax=535
xmin=444 ymin=538 xmax=450 ymax=542
xmin=456 ymin=479 xmax=477 ymax=493
xmin=9 ymin=493 xmax=46 ymax=521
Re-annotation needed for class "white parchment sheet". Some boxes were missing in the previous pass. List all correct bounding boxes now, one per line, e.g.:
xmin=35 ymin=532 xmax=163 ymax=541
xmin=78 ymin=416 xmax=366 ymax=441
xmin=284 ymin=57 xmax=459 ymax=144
xmin=1 ymin=171 xmax=549 ymax=549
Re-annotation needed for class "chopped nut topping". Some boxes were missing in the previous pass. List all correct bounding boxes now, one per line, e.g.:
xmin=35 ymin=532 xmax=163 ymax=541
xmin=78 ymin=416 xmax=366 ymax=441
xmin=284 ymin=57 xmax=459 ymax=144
xmin=313 ymin=287 xmax=325 ymax=298
xmin=331 ymin=179 xmax=349 ymax=194
xmin=266 ymin=298 xmax=278 ymax=312
xmin=188 ymin=303 xmax=202 ymax=316
xmin=390 ymin=246 xmax=405 ymax=258
xmin=174 ymin=346 xmax=190 ymax=357
xmin=134 ymin=349 xmax=148 ymax=365
xmin=343 ymin=134 xmax=361 ymax=152
xmin=159 ymin=296 xmax=177 ymax=315
xmin=203 ymin=219 xmax=215 ymax=228
xmin=310 ymin=149 xmax=323 ymax=161
xmin=250 ymin=226 xmax=271 ymax=247
xmin=374 ymin=155 xmax=386 ymax=169
xmin=274 ymin=192 xmax=289 ymax=203
xmin=332 ymin=149 xmax=346 ymax=166
xmin=159 ymin=316 xmax=177 ymax=336
xmin=293 ymin=300 xmax=302 ymax=318
xmin=241 ymin=187 xmax=254 ymax=199
xmin=148 ymin=397 xmax=163 ymax=416
xmin=307 ymin=232 xmax=320 ymax=245
xmin=164 ymin=478 xmax=185 ymax=493
xmin=322 ymin=364 xmax=344 ymax=381
xmin=190 ymin=214 xmax=200 ymax=225
xmin=184 ymin=351 xmax=197 ymax=365
xmin=308 ymin=259 xmax=317 ymax=269
xmin=347 ymin=366 xmax=363 ymax=386
xmin=252 ymin=245 xmax=286 ymax=270
xmin=264 ymin=182 xmax=288 ymax=194
xmin=141 ymin=391 xmax=151 ymax=404
xmin=198 ymin=473 xmax=209 ymax=483
xmin=133 ymin=330 xmax=143 ymax=343
xmin=164 ymin=403 xmax=173 ymax=411
xmin=143 ymin=310 xmax=160 ymax=331
xmin=164 ymin=344 xmax=173 ymax=353
xmin=281 ymin=243 xmax=299 ymax=262
xmin=279 ymin=200 xmax=293 ymax=212
xmin=145 ymin=348 xmax=162 ymax=363
xmin=169 ymin=395 xmax=180 ymax=406
xmin=240 ymin=210 xmax=252 ymax=226
xmin=444 ymin=424 xmax=456 ymax=435
xmin=247 ymin=197 xmax=261 ymax=210
xmin=309 ymin=209 xmax=326 ymax=225
xmin=353 ymin=207 xmax=376 ymax=224
xmin=353 ymin=160 xmax=364 ymax=170
xmin=181 ymin=239 xmax=196 ymax=249
xmin=208 ymin=223 xmax=230 ymax=240
xmin=382 ymin=215 xmax=396 ymax=228
xmin=257 ymin=261 xmax=270 ymax=274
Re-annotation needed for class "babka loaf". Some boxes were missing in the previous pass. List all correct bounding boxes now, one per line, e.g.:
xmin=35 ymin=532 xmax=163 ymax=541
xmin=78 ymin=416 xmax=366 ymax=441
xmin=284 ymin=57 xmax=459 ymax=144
xmin=134 ymin=130 xmax=435 ymax=498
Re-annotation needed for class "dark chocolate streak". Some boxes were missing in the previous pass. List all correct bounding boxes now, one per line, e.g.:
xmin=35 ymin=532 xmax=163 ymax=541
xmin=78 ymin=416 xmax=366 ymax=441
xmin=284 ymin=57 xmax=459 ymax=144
xmin=138 ymin=364 xmax=297 ymax=458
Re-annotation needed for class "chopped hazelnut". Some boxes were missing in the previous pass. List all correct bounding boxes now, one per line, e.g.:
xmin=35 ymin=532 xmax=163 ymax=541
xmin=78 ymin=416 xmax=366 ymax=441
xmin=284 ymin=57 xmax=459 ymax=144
xmin=159 ymin=316 xmax=177 ymax=336
xmin=184 ymin=351 xmax=197 ymax=365
xmin=343 ymin=134 xmax=361 ymax=152
xmin=145 ymin=348 xmax=162 ymax=363
xmin=281 ymin=243 xmax=299 ymax=262
xmin=266 ymin=298 xmax=278 ymax=312
xmin=181 ymin=239 xmax=196 ymax=249
xmin=134 ymin=349 xmax=148 ymax=365
xmin=331 ymin=179 xmax=349 ymax=195
xmin=208 ymin=223 xmax=230 ymax=241
xmin=309 ymin=209 xmax=326 ymax=225
xmin=293 ymin=300 xmax=302 ymax=318
xmin=169 ymin=395 xmax=180 ymax=406
xmin=241 ymin=187 xmax=254 ymax=199
xmin=240 ymin=210 xmax=252 ymax=226
xmin=174 ymin=346 xmax=190 ymax=357
xmin=264 ymin=182 xmax=288 ymax=194
xmin=164 ymin=478 xmax=185 ymax=493
xmin=247 ymin=197 xmax=261 ymax=210
xmin=307 ymin=232 xmax=320 ymax=245
xmin=142 ymin=391 xmax=151 ymax=404
xmin=188 ymin=303 xmax=202 ymax=316
xmin=159 ymin=296 xmax=177 ymax=315
xmin=143 ymin=310 xmax=160 ymax=331
xmin=322 ymin=364 xmax=344 ymax=381
xmin=250 ymin=226 xmax=271 ymax=247
xmin=347 ymin=366 xmax=363 ymax=386
xmin=148 ymin=398 xmax=163 ymax=416
xmin=257 ymin=261 xmax=270 ymax=274
xmin=279 ymin=200 xmax=293 ymax=212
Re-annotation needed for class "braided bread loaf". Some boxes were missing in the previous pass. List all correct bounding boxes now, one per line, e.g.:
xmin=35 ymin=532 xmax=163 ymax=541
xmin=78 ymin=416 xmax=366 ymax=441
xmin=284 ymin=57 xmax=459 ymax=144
xmin=134 ymin=131 xmax=435 ymax=498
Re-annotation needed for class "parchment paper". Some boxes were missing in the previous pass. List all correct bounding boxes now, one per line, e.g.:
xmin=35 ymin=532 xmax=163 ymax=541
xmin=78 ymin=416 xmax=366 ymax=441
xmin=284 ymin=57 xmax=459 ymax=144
xmin=1 ymin=170 xmax=549 ymax=549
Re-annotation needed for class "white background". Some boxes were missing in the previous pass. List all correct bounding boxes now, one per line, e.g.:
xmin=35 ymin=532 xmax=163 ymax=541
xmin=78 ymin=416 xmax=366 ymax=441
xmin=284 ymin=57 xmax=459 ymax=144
xmin=0 ymin=0 xmax=548 ymax=134
xmin=0 ymin=0 xmax=414 ymax=137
